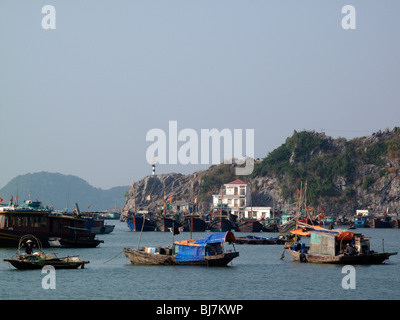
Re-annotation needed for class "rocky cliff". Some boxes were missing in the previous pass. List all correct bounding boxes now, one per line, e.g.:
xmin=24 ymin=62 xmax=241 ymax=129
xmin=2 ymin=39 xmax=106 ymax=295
xmin=121 ymin=127 xmax=400 ymax=219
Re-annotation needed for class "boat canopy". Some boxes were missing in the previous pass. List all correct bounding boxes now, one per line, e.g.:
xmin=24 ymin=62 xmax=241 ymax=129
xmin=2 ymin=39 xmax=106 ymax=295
xmin=175 ymin=245 xmax=205 ymax=262
xmin=291 ymin=225 xmax=354 ymax=241
xmin=194 ymin=231 xmax=235 ymax=245
xmin=290 ymin=228 xmax=310 ymax=236
xmin=175 ymin=232 xmax=235 ymax=262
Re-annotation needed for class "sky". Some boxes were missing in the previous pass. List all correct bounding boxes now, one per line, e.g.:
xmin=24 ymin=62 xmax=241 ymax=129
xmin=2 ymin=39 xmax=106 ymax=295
xmin=0 ymin=0 xmax=399 ymax=190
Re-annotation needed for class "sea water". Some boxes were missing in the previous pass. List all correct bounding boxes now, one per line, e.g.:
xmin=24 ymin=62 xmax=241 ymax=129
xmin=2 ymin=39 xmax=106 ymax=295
xmin=0 ymin=221 xmax=399 ymax=300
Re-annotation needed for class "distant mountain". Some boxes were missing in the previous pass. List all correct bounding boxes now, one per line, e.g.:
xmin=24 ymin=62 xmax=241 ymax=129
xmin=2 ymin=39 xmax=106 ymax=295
xmin=0 ymin=172 xmax=129 ymax=211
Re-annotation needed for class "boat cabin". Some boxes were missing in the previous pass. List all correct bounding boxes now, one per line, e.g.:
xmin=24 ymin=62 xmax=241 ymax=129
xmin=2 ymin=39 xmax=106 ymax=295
xmin=0 ymin=203 xmax=92 ymax=247
xmin=308 ymin=231 xmax=370 ymax=256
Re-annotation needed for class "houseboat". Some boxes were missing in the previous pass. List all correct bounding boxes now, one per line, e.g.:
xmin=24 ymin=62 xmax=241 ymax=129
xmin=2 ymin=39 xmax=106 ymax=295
xmin=285 ymin=228 xmax=396 ymax=264
xmin=0 ymin=200 xmax=102 ymax=248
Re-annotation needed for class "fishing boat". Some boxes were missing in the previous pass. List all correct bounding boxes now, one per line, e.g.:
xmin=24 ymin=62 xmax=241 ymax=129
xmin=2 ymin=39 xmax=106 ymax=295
xmin=207 ymin=209 xmax=234 ymax=232
xmin=74 ymin=204 xmax=115 ymax=234
xmin=234 ymin=235 xmax=287 ymax=245
xmin=155 ymin=185 xmax=182 ymax=232
xmin=3 ymin=235 xmax=89 ymax=270
xmin=47 ymin=234 xmax=104 ymax=248
xmin=0 ymin=200 xmax=103 ymax=248
xmin=182 ymin=214 xmax=207 ymax=232
xmin=353 ymin=217 xmax=370 ymax=228
xmin=127 ymin=213 xmax=156 ymax=232
xmin=261 ymin=218 xmax=280 ymax=232
xmin=278 ymin=217 xmax=297 ymax=235
xmin=284 ymin=226 xmax=397 ymax=264
xmin=155 ymin=214 xmax=182 ymax=232
xmin=84 ymin=218 xmax=115 ymax=234
xmin=123 ymin=231 xmax=239 ymax=266
xmin=4 ymin=254 xmax=89 ymax=270
xmin=234 ymin=219 xmax=263 ymax=232
xmin=371 ymin=216 xmax=393 ymax=228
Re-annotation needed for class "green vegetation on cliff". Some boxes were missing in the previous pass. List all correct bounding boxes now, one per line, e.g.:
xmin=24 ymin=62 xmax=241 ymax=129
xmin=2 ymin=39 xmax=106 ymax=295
xmin=199 ymin=164 xmax=236 ymax=202
xmin=252 ymin=128 xmax=400 ymax=205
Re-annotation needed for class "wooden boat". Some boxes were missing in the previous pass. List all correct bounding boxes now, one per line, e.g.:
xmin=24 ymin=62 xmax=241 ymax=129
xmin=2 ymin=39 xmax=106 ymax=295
xmin=0 ymin=200 xmax=103 ymax=248
xmin=261 ymin=218 xmax=280 ymax=232
xmin=207 ymin=210 xmax=234 ymax=232
xmin=3 ymin=235 xmax=89 ymax=270
xmin=48 ymin=234 xmax=104 ymax=248
xmin=4 ymin=255 xmax=89 ymax=270
xmin=182 ymin=214 xmax=207 ymax=232
xmin=127 ymin=214 xmax=156 ymax=232
xmin=74 ymin=203 xmax=115 ymax=234
xmin=123 ymin=231 xmax=239 ymax=266
xmin=155 ymin=215 xmax=182 ymax=232
xmin=284 ymin=227 xmax=397 ymax=264
xmin=234 ymin=219 xmax=263 ymax=232
xmin=234 ymin=235 xmax=287 ymax=245
xmin=353 ymin=217 xmax=370 ymax=228
xmin=371 ymin=217 xmax=393 ymax=228
xmin=278 ymin=218 xmax=297 ymax=235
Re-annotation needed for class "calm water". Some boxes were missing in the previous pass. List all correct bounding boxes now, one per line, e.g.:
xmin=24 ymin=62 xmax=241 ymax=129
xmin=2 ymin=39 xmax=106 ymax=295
xmin=1 ymin=221 xmax=399 ymax=300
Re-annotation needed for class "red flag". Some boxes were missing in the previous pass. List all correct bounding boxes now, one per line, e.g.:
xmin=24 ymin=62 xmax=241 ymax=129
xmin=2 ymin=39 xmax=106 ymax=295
xmin=0 ymin=198 xmax=3 ymax=203
xmin=167 ymin=196 xmax=172 ymax=202
xmin=10 ymin=196 xmax=13 ymax=202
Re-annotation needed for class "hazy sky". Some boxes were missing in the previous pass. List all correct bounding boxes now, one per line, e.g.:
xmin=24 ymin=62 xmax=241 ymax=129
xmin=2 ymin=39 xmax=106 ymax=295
xmin=1 ymin=0 xmax=399 ymax=190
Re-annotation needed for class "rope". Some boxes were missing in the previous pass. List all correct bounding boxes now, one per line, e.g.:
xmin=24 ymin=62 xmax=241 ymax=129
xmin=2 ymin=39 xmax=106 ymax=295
xmin=103 ymin=251 xmax=123 ymax=264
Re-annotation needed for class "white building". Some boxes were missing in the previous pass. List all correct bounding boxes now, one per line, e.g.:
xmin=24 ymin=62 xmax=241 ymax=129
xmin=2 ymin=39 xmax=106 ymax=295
xmin=244 ymin=207 xmax=272 ymax=220
xmin=212 ymin=179 xmax=250 ymax=217
xmin=356 ymin=210 xmax=369 ymax=216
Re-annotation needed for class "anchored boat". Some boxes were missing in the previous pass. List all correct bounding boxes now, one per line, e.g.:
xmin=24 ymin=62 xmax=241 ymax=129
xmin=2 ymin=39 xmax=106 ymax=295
xmin=123 ymin=231 xmax=239 ymax=266
xmin=285 ymin=225 xmax=397 ymax=264
xmin=0 ymin=200 xmax=102 ymax=248
xmin=3 ymin=235 xmax=89 ymax=270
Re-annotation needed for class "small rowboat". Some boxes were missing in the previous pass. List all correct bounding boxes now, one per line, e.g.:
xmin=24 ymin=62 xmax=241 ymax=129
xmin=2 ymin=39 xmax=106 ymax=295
xmin=3 ymin=234 xmax=89 ymax=270
xmin=4 ymin=255 xmax=89 ymax=270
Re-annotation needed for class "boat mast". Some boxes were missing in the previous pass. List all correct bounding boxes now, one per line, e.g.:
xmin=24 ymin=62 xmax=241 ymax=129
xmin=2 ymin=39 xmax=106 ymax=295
xmin=136 ymin=182 xmax=145 ymax=249
xmin=295 ymin=181 xmax=303 ymax=243
xmin=250 ymin=179 xmax=253 ymax=220
xmin=220 ymin=186 xmax=223 ymax=232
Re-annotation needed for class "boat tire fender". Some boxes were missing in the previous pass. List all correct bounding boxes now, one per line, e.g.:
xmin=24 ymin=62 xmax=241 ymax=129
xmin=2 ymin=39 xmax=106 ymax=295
xmin=300 ymin=253 xmax=307 ymax=263
xmin=163 ymin=259 xmax=172 ymax=266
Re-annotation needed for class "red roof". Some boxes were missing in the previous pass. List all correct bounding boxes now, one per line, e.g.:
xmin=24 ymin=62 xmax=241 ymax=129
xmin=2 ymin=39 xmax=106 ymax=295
xmin=226 ymin=179 xmax=249 ymax=185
